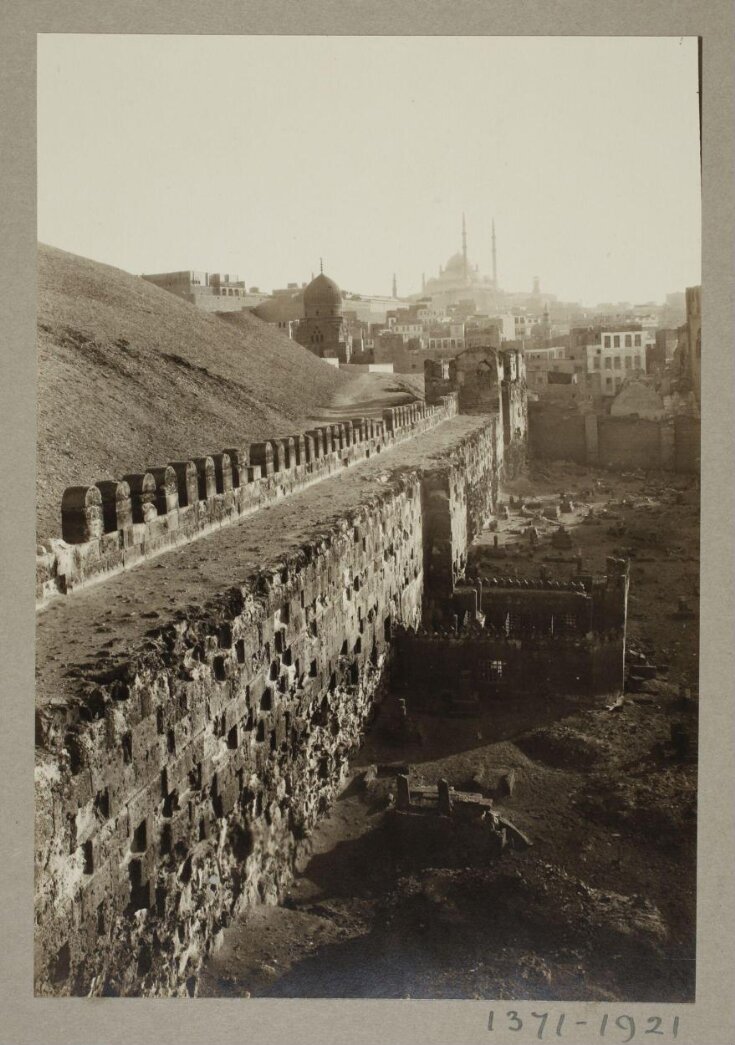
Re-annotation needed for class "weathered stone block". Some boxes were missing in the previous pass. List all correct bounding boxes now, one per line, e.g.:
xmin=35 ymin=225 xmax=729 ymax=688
xmin=168 ymin=462 xmax=199 ymax=508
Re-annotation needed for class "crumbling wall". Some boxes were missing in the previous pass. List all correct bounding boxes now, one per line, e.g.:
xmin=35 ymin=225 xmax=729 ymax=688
xmin=527 ymin=402 xmax=588 ymax=464
xmin=36 ymin=396 xmax=458 ymax=605
xmin=424 ymin=347 xmax=528 ymax=485
xmin=597 ymin=417 xmax=666 ymax=471
xmin=35 ymin=477 xmax=425 ymax=997
xmin=421 ymin=418 xmax=500 ymax=616
xmin=673 ymin=415 xmax=701 ymax=474
xmin=501 ymin=381 xmax=528 ymax=479
xmin=528 ymin=402 xmax=700 ymax=475
xmin=424 ymin=349 xmax=502 ymax=416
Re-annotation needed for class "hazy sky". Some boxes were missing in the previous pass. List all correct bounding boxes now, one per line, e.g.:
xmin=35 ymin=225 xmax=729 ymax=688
xmin=37 ymin=35 xmax=701 ymax=305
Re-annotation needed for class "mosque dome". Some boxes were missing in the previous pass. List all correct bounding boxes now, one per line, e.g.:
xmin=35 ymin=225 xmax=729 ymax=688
xmin=444 ymin=252 xmax=467 ymax=273
xmin=303 ymin=273 xmax=343 ymax=316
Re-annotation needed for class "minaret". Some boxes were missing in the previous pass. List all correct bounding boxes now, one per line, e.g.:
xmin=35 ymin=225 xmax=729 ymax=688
xmin=491 ymin=219 xmax=498 ymax=288
xmin=422 ymin=272 xmax=426 ymax=293
xmin=462 ymin=212 xmax=468 ymax=282
xmin=392 ymin=273 xmax=397 ymax=298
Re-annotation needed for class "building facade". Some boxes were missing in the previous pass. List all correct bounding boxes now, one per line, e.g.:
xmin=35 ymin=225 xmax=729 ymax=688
xmin=294 ymin=272 xmax=352 ymax=363
xmin=141 ymin=270 xmax=268 ymax=312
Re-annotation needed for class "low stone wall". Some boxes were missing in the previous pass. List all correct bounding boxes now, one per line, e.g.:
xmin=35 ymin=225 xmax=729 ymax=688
xmin=596 ymin=416 xmax=671 ymax=471
xmin=36 ymin=395 xmax=458 ymax=605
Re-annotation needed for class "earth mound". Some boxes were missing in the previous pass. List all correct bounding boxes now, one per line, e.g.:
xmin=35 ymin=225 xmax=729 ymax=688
xmin=37 ymin=244 xmax=352 ymax=538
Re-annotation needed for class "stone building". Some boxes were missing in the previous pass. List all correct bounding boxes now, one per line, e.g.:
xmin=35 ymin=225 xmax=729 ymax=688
xmin=294 ymin=272 xmax=352 ymax=363
xmin=424 ymin=341 xmax=527 ymax=478
xmin=141 ymin=270 xmax=268 ymax=312
xmin=570 ymin=327 xmax=647 ymax=399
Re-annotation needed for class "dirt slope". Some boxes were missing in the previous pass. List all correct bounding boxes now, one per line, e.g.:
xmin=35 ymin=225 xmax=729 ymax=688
xmin=36 ymin=245 xmax=355 ymax=539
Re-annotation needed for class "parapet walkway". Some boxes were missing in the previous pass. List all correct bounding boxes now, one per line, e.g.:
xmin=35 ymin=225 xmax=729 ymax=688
xmin=36 ymin=414 xmax=490 ymax=709
xmin=36 ymin=397 xmax=457 ymax=605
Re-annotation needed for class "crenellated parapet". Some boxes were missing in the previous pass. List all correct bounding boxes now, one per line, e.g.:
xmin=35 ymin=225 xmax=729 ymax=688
xmin=37 ymin=395 xmax=459 ymax=605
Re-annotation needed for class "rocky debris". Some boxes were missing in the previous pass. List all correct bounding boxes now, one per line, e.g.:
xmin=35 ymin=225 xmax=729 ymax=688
xmin=461 ymin=765 xmax=517 ymax=800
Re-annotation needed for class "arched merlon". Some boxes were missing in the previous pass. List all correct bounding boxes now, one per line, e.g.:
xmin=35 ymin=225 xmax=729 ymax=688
xmin=95 ymin=480 xmax=132 ymax=534
xmin=61 ymin=486 xmax=103 ymax=543
xmin=169 ymin=461 xmax=199 ymax=507
xmin=147 ymin=466 xmax=180 ymax=515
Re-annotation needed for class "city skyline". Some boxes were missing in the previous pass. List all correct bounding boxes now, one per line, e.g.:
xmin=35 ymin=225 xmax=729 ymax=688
xmin=38 ymin=35 xmax=701 ymax=306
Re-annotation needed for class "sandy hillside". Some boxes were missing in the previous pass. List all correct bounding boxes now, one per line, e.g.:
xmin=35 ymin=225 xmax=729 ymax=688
xmin=37 ymin=245 xmax=402 ymax=539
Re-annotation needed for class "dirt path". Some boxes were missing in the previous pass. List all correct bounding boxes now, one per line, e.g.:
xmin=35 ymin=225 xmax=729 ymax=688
xmin=313 ymin=372 xmax=424 ymax=421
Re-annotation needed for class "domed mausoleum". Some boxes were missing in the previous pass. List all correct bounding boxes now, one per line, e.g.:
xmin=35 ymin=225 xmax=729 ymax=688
xmin=295 ymin=269 xmax=352 ymax=363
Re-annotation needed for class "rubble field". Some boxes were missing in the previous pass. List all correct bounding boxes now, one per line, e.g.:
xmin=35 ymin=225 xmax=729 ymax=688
xmin=199 ymin=463 xmax=698 ymax=1001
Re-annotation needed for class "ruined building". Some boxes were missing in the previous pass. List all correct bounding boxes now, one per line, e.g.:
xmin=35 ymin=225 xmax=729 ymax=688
xmin=424 ymin=341 xmax=527 ymax=478
xmin=393 ymin=559 xmax=629 ymax=716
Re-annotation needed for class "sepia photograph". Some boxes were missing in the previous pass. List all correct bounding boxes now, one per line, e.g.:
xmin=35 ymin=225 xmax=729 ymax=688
xmin=30 ymin=33 xmax=705 ymax=1006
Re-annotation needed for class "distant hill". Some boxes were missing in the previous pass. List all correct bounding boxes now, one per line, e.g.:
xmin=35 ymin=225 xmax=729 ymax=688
xmin=36 ymin=244 xmax=352 ymax=539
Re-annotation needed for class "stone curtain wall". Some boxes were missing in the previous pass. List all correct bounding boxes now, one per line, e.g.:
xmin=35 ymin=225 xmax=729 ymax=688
xmin=34 ymin=413 xmax=503 ymax=997
xmin=36 ymin=396 xmax=458 ymax=605
xmin=34 ymin=343 xmax=524 ymax=996
xmin=35 ymin=476 xmax=425 ymax=996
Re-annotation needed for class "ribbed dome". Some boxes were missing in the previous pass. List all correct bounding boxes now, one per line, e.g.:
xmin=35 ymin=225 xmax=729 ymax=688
xmin=303 ymin=273 xmax=342 ymax=309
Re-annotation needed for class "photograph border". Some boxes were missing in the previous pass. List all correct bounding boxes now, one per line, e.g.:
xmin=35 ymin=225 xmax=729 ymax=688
xmin=1 ymin=3 xmax=732 ymax=1043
